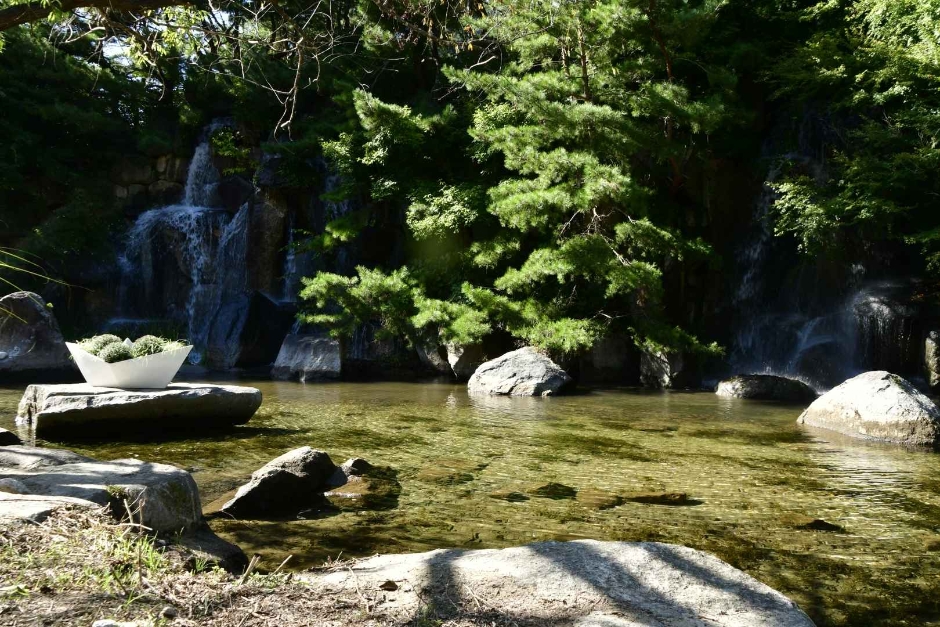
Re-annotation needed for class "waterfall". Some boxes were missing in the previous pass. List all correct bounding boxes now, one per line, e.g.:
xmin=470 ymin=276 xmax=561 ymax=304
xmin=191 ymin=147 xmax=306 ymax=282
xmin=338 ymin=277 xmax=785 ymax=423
xmin=114 ymin=122 xmax=251 ymax=368
xmin=730 ymin=140 xmax=922 ymax=390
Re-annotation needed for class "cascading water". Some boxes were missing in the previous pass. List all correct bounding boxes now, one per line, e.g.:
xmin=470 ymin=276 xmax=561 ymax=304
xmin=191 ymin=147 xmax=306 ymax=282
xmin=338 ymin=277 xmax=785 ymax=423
xmin=730 ymin=134 xmax=923 ymax=390
xmin=115 ymin=122 xmax=251 ymax=368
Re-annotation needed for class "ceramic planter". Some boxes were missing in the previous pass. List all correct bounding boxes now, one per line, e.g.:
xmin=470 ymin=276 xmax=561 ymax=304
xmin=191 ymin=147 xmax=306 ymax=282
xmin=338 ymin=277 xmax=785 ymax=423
xmin=66 ymin=342 xmax=192 ymax=389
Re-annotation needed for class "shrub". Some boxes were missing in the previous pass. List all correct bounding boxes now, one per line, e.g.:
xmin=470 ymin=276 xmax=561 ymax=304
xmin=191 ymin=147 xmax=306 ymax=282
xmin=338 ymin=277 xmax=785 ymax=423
xmin=131 ymin=335 xmax=166 ymax=358
xmin=80 ymin=334 xmax=122 ymax=356
xmin=98 ymin=342 xmax=133 ymax=363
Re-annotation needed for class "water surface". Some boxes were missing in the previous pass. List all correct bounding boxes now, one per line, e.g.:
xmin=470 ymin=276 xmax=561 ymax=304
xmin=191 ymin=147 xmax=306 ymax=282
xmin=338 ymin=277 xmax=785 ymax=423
xmin=2 ymin=380 xmax=939 ymax=626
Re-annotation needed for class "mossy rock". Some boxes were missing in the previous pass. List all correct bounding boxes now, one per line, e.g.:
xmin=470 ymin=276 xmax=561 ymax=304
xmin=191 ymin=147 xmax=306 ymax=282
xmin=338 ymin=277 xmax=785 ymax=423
xmin=781 ymin=514 xmax=844 ymax=532
xmin=623 ymin=492 xmax=692 ymax=506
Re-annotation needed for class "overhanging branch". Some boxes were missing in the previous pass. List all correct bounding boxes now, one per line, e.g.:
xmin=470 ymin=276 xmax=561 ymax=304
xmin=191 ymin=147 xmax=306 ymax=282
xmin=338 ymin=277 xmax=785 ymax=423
xmin=0 ymin=0 xmax=189 ymax=31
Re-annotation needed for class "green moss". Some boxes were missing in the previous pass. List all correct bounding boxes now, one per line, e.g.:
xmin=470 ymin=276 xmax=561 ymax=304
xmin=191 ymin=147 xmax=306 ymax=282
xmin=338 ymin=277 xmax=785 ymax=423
xmin=98 ymin=342 xmax=133 ymax=363
xmin=79 ymin=334 xmax=122 ymax=356
xmin=131 ymin=335 xmax=167 ymax=358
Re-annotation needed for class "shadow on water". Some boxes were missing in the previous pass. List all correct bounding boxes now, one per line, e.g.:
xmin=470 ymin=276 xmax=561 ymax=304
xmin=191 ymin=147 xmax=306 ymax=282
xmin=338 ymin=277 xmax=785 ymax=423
xmin=40 ymin=425 xmax=301 ymax=445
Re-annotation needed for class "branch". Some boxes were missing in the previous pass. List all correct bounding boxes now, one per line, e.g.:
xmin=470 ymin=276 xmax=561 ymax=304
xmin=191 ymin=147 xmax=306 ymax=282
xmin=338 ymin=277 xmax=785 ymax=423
xmin=0 ymin=0 xmax=190 ymax=31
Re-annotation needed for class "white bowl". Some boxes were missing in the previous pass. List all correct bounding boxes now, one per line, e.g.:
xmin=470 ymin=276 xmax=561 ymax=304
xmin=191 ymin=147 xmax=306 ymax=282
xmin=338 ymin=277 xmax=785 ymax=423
xmin=66 ymin=342 xmax=193 ymax=389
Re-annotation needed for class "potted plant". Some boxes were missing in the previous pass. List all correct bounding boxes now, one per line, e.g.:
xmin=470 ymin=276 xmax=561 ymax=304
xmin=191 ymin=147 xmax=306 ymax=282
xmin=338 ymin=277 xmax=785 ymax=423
xmin=67 ymin=334 xmax=192 ymax=389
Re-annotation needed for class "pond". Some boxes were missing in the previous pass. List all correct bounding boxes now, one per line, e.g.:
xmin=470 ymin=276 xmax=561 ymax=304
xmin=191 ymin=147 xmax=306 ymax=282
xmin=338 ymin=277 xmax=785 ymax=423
xmin=2 ymin=380 xmax=939 ymax=627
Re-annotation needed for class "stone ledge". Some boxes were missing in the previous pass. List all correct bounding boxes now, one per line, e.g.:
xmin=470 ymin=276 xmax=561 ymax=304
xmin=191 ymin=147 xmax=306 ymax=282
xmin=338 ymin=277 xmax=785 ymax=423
xmin=16 ymin=383 xmax=262 ymax=439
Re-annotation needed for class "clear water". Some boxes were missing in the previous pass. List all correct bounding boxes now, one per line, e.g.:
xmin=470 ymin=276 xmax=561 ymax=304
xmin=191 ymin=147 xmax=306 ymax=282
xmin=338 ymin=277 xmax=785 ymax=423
xmin=2 ymin=380 xmax=940 ymax=626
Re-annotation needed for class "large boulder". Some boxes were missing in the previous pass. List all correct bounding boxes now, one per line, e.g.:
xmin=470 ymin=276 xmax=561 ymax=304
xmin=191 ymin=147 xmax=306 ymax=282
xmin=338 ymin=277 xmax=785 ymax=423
xmin=716 ymin=375 xmax=817 ymax=402
xmin=221 ymin=447 xmax=336 ymax=518
xmin=468 ymin=347 xmax=572 ymax=397
xmin=0 ymin=445 xmax=201 ymax=531
xmin=16 ymin=383 xmax=262 ymax=439
xmin=0 ymin=429 xmax=21 ymax=446
xmin=797 ymin=371 xmax=940 ymax=446
xmin=446 ymin=342 xmax=486 ymax=381
xmin=305 ymin=540 xmax=813 ymax=627
xmin=271 ymin=334 xmax=341 ymax=381
xmin=0 ymin=291 xmax=74 ymax=378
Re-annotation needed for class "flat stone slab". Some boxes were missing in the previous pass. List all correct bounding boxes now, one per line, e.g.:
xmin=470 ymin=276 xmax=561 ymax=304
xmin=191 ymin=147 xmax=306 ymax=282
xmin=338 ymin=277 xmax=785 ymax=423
xmin=306 ymin=540 xmax=813 ymax=626
xmin=16 ymin=382 xmax=261 ymax=438
xmin=0 ymin=445 xmax=201 ymax=532
xmin=0 ymin=492 xmax=97 ymax=524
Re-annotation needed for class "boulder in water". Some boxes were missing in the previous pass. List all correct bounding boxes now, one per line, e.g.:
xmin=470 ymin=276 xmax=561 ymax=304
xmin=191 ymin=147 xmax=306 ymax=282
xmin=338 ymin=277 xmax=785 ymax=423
xmin=305 ymin=539 xmax=815 ymax=627
xmin=16 ymin=383 xmax=261 ymax=439
xmin=640 ymin=347 xmax=695 ymax=389
xmin=468 ymin=347 xmax=572 ymax=396
xmin=271 ymin=334 xmax=341 ymax=381
xmin=797 ymin=370 xmax=940 ymax=446
xmin=221 ymin=447 xmax=337 ymax=518
xmin=0 ymin=292 xmax=74 ymax=379
xmin=716 ymin=374 xmax=817 ymax=402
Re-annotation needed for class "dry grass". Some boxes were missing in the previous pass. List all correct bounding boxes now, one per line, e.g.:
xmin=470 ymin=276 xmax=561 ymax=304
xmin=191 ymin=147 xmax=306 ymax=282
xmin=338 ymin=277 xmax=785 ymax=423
xmin=0 ymin=508 xmax=531 ymax=627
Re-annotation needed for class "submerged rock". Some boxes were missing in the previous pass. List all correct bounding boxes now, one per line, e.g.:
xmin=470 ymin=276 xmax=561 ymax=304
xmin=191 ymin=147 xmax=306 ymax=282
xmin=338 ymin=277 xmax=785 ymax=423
xmin=0 ymin=445 xmax=201 ymax=531
xmin=575 ymin=488 xmax=622 ymax=510
xmin=716 ymin=374 xmax=817 ymax=402
xmin=797 ymin=371 xmax=940 ymax=446
xmin=221 ymin=447 xmax=336 ymax=518
xmin=468 ymin=347 xmax=572 ymax=397
xmin=0 ymin=291 xmax=74 ymax=379
xmin=782 ymin=514 xmax=844 ymax=533
xmin=16 ymin=383 xmax=261 ymax=439
xmin=489 ymin=489 xmax=530 ymax=502
xmin=623 ymin=492 xmax=692 ymax=506
xmin=323 ymin=458 xmax=400 ymax=511
xmin=271 ymin=334 xmax=341 ymax=381
xmin=305 ymin=539 xmax=815 ymax=627
xmin=528 ymin=482 xmax=577 ymax=500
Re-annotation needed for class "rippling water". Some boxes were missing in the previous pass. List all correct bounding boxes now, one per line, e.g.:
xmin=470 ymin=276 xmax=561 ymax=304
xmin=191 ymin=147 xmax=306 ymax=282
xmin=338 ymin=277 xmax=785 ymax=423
xmin=2 ymin=380 xmax=939 ymax=626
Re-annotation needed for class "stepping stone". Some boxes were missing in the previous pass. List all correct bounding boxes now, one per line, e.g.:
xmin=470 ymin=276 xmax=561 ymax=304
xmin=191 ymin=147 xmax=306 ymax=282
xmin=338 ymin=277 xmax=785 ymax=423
xmin=16 ymin=383 xmax=261 ymax=439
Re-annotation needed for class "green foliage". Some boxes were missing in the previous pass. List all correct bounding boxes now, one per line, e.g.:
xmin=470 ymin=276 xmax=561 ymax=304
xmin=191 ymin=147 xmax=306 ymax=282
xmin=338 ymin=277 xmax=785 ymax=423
xmin=130 ymin=335 xmax=167 ymax=358
xmin=97 ymin=342 xmax=133 ymax=363
xmin=768 ymin=0 xmax=940 ymax=269
xmin=211 ymin=127 xmax=256 ymax=176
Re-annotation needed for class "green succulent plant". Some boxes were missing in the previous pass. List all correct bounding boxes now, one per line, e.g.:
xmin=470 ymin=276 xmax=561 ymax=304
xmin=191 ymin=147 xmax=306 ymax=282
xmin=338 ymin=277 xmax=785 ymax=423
xmin=97 ymin=341 xmax=133 ymax=363
xmin=79 ymin=334 xmax=122 ymax=357
xmin=131 ymin=335 xmax=167 ymax=358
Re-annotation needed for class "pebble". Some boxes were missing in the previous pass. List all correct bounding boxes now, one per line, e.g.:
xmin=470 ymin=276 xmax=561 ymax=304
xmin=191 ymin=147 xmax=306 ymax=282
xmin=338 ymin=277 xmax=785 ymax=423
xmin=161 ymin=605 xmax=179 ymax=619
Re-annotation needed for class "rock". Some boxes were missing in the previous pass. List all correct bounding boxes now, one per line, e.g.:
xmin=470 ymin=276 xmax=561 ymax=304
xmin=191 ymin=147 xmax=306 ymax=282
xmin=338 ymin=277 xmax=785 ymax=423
xmin=580 ymin=335 xmax=639 ymax=384
xmin=221 ymin=447 xmax=336 ymax=518
xmin=781 ymin=514 xmax=843 ymax=532
xmin=468 ymin=347 xmax=572 ymax=397
xmin=324 ymin=473 xmax=401 ymax=511
xmin=640 ymin=348 xmax=690 ymax=389
xmin=112 ymin=159 xmax=153 ymax=185
xmin=0 ymin=291 xmax=74 ymax=378
xmin=623 ymin=492 xmax=691 ymax=506
xmin=0 ymin=445 xmax=93 ymax=469
xmin=148 ymin=180 xmax=184 ymax=205
xmin=161 ymin=606 xmax=179 ymax=619
xmin=489 ymin=489 xmax=529 ymax=502
xmin=416 ymin=458 xmax=487 ymax=485
xmin=0 ymin=428 xmax=20 ymax=446
xmin=576 ymin=488 xmax=622 ymax=510
xmin=0 ymin=478 xmax=29 ymax=494
xmin=15 ymin=383 xmax=261 ymax=438
xmin=173 ymin=524 xmax=249 ymax=573
xmin=925 ymin=330 xmax=940 ymax=391
xmin=167 ymin=157 xmax=190 ymax=184
xmin=217 ymin=175 xmax=254 ymax=213
xmin=797 ymin=371 xmax=940 ymax=445
xmin=416 ymin=341 xmax=453 ymax=375
xmin=304 ymin=540 xmax=814 ymax=627
xmin=344 ymin=322 xmax=426 ymax=379
xmin=0 ymin=446 xmax=202 ymax=532
xmin=528 ymin=482 xmax=577 ymax=500
xmin=247 ymin=188 xmax=290 ymax=294
xmin=0 ymin=492 xmax=96 ymax=523
xmin=235 ymin=292 xmax=296 ymax=368
xmin=716 ymin=375 xmax=817 ymax=402
xmin=446 ymin=342 xmax=486 ymax=381
xmin=271 ymin=334 xmax=341 ymax=381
